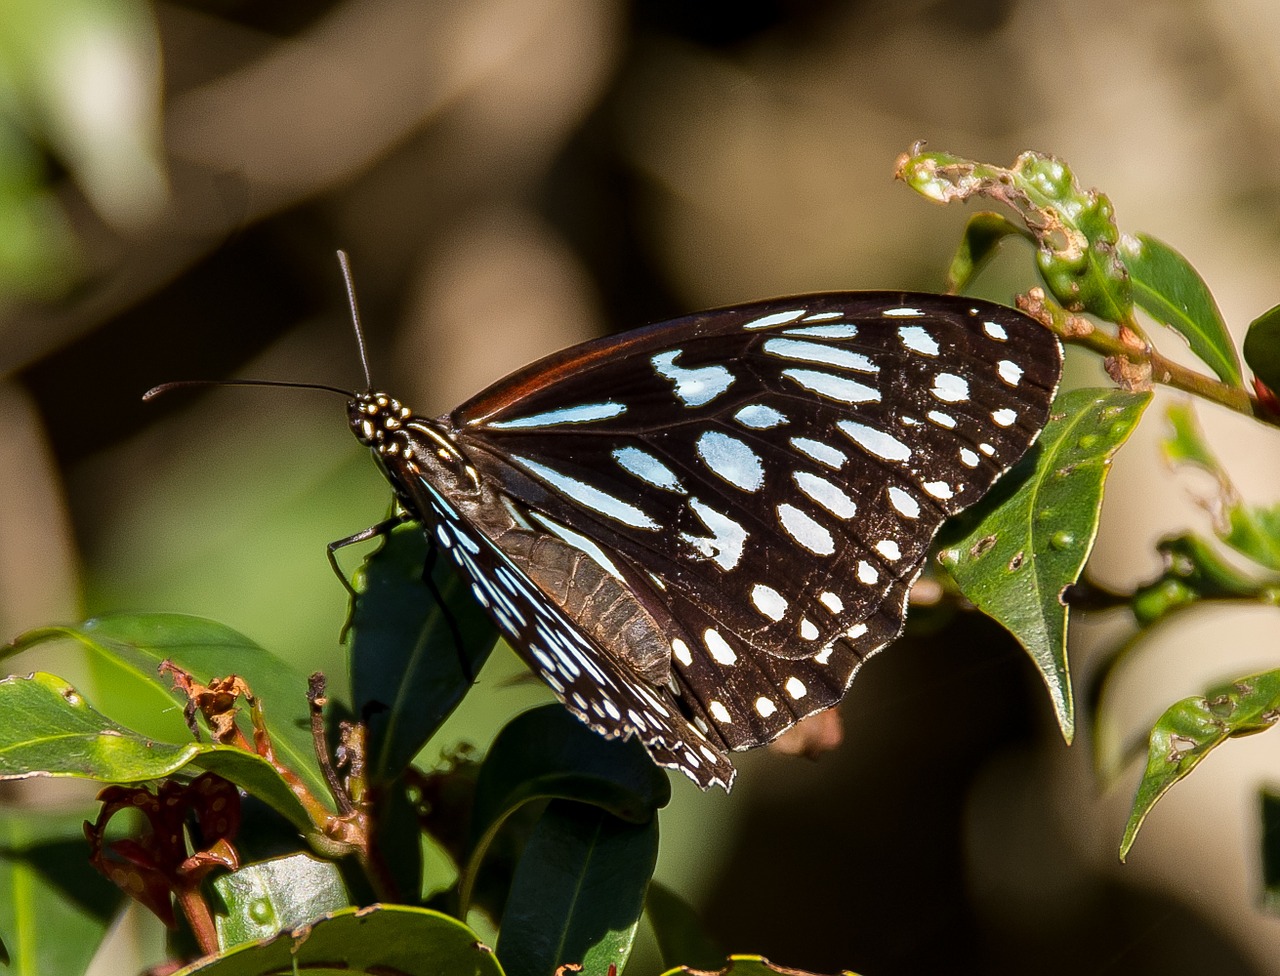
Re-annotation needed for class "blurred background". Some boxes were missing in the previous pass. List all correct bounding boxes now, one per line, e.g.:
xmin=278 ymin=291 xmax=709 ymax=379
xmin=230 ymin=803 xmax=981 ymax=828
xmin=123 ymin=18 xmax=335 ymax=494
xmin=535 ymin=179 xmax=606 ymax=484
xmin=4 ymin=0 xmax=1280 ymax=972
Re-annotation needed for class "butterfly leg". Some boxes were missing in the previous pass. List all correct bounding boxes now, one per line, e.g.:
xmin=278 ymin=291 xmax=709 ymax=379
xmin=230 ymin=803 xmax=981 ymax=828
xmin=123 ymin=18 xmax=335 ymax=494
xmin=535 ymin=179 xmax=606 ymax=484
xmin=327 ymin=516 xmax=406 ymax=597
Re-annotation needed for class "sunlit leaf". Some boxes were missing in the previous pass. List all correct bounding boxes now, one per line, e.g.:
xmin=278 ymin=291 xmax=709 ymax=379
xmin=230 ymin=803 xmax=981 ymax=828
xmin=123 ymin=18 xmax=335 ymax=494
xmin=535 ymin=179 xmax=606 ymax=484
xmin=1121 ymin=669 xmax=1280 ymax=860
xmin=1119 ymin=233 xmax=1242 ymax=388
xmin=898 ymin=147 xmax=1131 ymax=322
xmin=171 ymin=904 xmax=504 ymax=975
xmin=939 ymin=388 xmax=1151 ymax=742
xmin=0 ymin=672 xmax=313 ymax=833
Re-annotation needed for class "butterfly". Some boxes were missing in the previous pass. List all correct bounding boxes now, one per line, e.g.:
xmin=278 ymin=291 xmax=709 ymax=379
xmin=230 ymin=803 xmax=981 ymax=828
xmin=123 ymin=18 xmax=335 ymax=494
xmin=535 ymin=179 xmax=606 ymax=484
xmin=339 ymin=277 xmax=1062 ymax=790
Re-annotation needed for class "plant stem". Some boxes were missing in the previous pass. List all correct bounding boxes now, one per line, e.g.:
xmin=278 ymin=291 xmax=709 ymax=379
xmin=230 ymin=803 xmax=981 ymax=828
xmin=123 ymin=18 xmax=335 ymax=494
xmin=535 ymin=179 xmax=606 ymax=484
xmin=1019 ymin=290 xmax=1274 ymax=426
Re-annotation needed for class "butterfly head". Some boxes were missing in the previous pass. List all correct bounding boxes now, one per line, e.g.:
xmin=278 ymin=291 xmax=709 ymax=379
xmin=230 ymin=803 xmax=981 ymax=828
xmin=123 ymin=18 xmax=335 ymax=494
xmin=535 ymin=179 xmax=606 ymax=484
xmin=348 ymin=391 xmax=412 ymax=451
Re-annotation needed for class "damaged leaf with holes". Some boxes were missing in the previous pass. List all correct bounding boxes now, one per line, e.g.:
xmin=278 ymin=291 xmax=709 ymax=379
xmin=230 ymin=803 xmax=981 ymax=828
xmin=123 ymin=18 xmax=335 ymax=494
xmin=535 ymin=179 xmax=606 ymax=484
xmin=896 ymin=147 xmax=1132 ymax=322
xmin=937 ymin=387 xmax=1151 ymax=742
xmin=1121 ymin=669 xmax=1280 ymax=859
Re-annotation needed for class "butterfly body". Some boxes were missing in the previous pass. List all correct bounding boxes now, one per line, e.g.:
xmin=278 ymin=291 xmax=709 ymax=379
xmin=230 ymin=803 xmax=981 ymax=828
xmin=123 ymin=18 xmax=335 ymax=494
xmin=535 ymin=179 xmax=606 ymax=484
xmin=348 ymin=292 xmax=1062 ymax=789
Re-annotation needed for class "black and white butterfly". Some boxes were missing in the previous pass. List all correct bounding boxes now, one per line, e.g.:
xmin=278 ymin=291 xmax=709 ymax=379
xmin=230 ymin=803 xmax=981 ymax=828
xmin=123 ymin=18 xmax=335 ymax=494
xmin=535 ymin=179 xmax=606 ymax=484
xmin=340 ymin=282 xmax=1061 ymax=790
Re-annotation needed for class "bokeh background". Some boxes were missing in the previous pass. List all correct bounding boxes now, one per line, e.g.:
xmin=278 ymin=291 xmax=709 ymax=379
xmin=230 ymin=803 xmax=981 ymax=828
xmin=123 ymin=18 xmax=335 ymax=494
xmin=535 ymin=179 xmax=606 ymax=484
xmin=4 ymin=0 xmax=1280 ymax=973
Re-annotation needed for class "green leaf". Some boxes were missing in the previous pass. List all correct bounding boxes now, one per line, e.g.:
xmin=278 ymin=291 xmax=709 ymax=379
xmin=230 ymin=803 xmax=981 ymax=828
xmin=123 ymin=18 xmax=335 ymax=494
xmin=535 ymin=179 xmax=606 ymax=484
xmin=7 ymin=614 xmax=329 ymax=807
xmin=1120 ymin=669 xmax=1280 ymax=861
xmin=1162 ymin=402 xmax=1280 ymax=573
xmin=1162 ymin=400 xmax=1221 ymax=474
xmin=461 ymin=705 xmax=669 ymax=915
xmin=348 ymin=522 xmax=499 ymax=784
xmin=0 ymin=806 xmax=123 ymax=976
xmin=171 ymin=904 xmax=504 ymax=975
xmin=0 ymin=672 xmax=314 ymax=832
xmin=938 ymin=388 xmax=1151 ymax=742
xmin=1261 ymin=788 xmax=1280 ymax=914
xmin=645 ymin=880 xmax=723 ymax=971
xmin=1243 ymin=303 xmax=1280 ymax=397
xmin=659 ymin=956 xmax=862 ymax=976
xmin=496 ymin=800 xmax=657 ymax=976
xmin=897 ymin=148 xmax=1131 ymax=321
xmin=1130 ymin=534 xmax=1280 ymax=627
xmin=944 ymin=211 xmax=1032 ymax=294
xmin=211 ymin=853 xmax=350 ymax=950
xmin=1118 ymin=233 xmax=1242 ymax=388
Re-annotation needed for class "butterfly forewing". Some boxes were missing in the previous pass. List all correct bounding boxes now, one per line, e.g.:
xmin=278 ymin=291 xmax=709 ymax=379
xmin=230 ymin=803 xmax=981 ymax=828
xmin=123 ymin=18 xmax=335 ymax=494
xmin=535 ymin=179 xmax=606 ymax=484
xmin=363 ymin=292 xmax=1061 ymax=789
xmin=449 ymin=294 xmax=1059 ymax=664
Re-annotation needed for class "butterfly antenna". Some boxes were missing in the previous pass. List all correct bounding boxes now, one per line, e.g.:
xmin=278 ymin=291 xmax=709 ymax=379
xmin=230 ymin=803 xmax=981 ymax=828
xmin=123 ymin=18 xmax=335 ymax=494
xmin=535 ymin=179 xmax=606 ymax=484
xmin=143 ymin=378 xmax=355 ymax=402
xmin=336 ymin=250 xmax=373 ymax=390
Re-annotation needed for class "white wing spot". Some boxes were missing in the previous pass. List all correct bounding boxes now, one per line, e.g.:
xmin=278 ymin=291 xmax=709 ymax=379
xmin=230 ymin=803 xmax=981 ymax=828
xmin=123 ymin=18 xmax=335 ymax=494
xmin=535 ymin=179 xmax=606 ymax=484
xmin=782 ymin=368 xmax=880 ymax=405
xmin=764 ymin=338 xmax=878 ymax=373
xmin=709 ymin=700 xmax=733 ymax=724
xmin=651 ymin=350 xmax=735 ymax=407
xmin=924 ymin=480 xmax=955 ymax=500
xmin=510 ymin=455 xmax=657 ymax=529
xmin=998 ymin=360 xmax=1023 ymax=386
xmin=777 ymin=502 xmax=836 ymax=555
xmin=800 ymin=310 xmax=844 ymax=322
xmin=857 ymin=561 xmax=879 ymax=584
xmin=800 ymin=617 xmax=819 ymax=640
xmin=785 ymin=676 xmax=808 ymax=700
xmin=751 ymin=583 xmax=788 ymax=621
xmin=814 ymin=646 xmax=833 ymax=664
xmin=613 ymin=447 xmax=684 ymax=492
xmin=927 ymin=410 xmax=957 ymax=429
xmin=734 ymin=403 xmax=787 ymax=429
xmin=791 ymin=437 xmax=846 ymax=470
xmin=992 ymin=407 xmax=1018 ymax=427
xmin=681 ymin=498 xmax=749 ymax=571
xmin=960 ymin=448 xmax=980 ymax=467
xmin=743 ymin=308 xmax=806 ymax=330
xmin=755 ymin=696 xmax=779 ymax=717
xmin=932 ymin=373 xmax=970 ymax=403
xmin=838 ymin=420 xmax=912 ymax=462
xmin=984 ymin=320 xmax=1009 ymax=340
xmin=786 ymin=322 xmax=858 ymax=338
xmin=979 ymin=442 xmax=995 ymax=456
xmin=704 ymin=628 xmax=738 ymax=666
xmin=881 ymin=306 xmax=924 ymax=318
xmin=875 ymin=540 xmax=902 ymax=561
xmin=488 ymin=401 xmax=626 ymax=430
xmin=697 ymin=430 xmax=765 ymax=491
xmin=846 ymin=622 xmax=868 ymax=638
xmin=888 ymin=486 xmax=921 ymax=518
xmin=819 ymin=591 xmax=843 ymax=614
xmin=794 ymin=471 xmax=857 ymax=519
xmin=899 ymin=325 xmax=940 ymax=356
xmin=672 ymin=638 xmax=693 ymax=667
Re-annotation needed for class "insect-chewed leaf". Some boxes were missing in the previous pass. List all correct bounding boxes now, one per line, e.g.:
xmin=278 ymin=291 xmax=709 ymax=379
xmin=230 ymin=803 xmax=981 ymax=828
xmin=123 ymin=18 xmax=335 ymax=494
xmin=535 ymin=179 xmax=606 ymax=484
xmin=346 ymin=291 xmax=1061 ymax=789
xmin=938 ymin=388 xmax=1150 ymax=742
xmin=1121 ymin=669 xmax=1280 ymax=861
